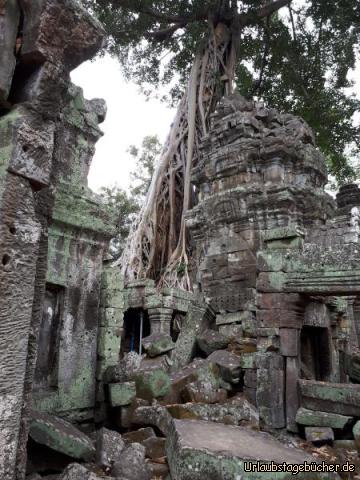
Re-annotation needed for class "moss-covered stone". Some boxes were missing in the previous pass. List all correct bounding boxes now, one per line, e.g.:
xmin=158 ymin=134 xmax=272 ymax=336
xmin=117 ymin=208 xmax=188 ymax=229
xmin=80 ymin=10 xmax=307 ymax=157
xmin=134 ymin=369 xmax=171 ymax=401
xmin=142 ymin=333 xmax=175 ymax=358
xmin=352 ymin=420 xmax=360 ymax=453
xmin=109 ymin=382 xmax=136 ymax=407
xmin=166 ymin=420 xmax=340 ymax=479
xmin=299 ymin=380 xmax=360 ymax=416
xmin=295 ymin=408 xmax=352 ymax=430
xmin=29 ymin=410 xmax=95 ymax=461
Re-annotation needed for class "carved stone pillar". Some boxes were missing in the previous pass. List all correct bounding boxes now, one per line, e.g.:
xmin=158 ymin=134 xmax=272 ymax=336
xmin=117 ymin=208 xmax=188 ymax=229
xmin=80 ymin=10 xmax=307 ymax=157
xmin=148 ymin=308 xmax=173 ymax=335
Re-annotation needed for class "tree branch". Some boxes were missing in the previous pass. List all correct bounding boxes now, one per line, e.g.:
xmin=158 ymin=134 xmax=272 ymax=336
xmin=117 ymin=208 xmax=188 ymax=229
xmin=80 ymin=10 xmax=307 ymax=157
xmin=146 ymin=23 xmax=185 ymax=42
xmin=240 ymin=0 xmax=292 ymax=26
xmin=251 ymin=16 xmax=271 ymax=96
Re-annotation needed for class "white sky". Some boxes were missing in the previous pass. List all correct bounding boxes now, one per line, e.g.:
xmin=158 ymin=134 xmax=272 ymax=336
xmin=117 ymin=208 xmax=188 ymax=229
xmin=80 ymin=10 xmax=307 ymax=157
xmin=71 ymin=54 xmax=360 ymax=194
xmin=71 ymin=54 xmax=175 ymax=193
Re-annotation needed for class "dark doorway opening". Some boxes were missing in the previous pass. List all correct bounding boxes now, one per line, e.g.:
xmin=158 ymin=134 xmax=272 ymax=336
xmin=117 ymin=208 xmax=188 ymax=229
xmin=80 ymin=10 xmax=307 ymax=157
xmin=34 ymin=283 xmax=64 ymax=390
xmin=300 ymin=326 xmax=332 ymax=381
xmin=170 ymin=311 xmax=185 ymax=343
xmin=121 ymin=309 xmax=150 ymax=357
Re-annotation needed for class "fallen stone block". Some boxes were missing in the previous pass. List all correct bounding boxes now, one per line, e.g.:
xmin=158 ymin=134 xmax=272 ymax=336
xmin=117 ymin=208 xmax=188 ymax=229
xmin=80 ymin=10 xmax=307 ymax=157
xmin=345 ymin=352 xmax=360 ymax=382
xmin=96 ymin=427 xmax=124 ymax=469
xmin=149 ymin=461 xmax=169 ymax=479
xmin=123 ymin=427 xmax=156 ymax=445
xmin=295 ymin=407 xmax=352 ymax=430
xmin=134 ymin=369 xmax=171 ymax=401
xmin=182 ymin=380 xmax=227 ymax=404
xmin=196 ymin=329 xmax=229 ymax=356
xmin=218 ymin=324 xmax=244 ymax=341
xmin=109 ymin=381 xmax=136 ymax=407
xmin=59 ymin=463 xmax=103 ymax=479
xmin=140 ymin=355 xmax=171 ymax=372
xmin=353 ymin=420 xmax=360 ymax=454
xmin=305 ymin=427 xmax=334 ymax=445
xmin=167 ymin=359 xmax=220 ymax=403
xmin=334 ymin=440 xmax=357 ymax=450
xmin=104 ymin=352 xmax=142 ymax=383
xmin=299 ymin=380 xmax=360 ymax=416
xmin=142 ymin=333 xmax=175 ymax=357
xmin=143 ymin=436 xmax=166 ymax=460
xmin=207 ymin=350 xmax=241 ymax=383
xmin=112 ymin=443 xmax=151 ymax=480
xmin=132 ymin=405 xmax=173 ymax=436
xmin=29 ymin=410 xmax=95 ymax=461
xmin=114 ymin=398 xmax=149 ymax=429
xmin=172 ymin=300 xmax=213 ymax=368
xmin=167 ymin=396 xmax=259 ymax=427
xmin=166 ymin=419 xmax=340 ymax=479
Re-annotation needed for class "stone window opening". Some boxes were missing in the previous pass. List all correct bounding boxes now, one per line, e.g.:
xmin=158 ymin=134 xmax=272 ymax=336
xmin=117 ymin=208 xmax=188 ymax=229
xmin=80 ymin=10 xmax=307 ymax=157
xmin=34 ymin=283 xmax=64 ymax=390
xmin=300 ymin=326 xmax=332 ymax=381
xmin=121 ymin=308 xmax=150 ymax=357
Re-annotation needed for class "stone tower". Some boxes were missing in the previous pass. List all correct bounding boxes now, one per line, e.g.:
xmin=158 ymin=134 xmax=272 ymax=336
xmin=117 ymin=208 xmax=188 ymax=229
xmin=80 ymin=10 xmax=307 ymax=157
xmin=187 ymin=94 xmax=360 ymax=430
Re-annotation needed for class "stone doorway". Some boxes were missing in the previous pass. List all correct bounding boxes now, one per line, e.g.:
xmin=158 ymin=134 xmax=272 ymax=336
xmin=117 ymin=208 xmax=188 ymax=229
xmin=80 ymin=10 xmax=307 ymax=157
xmin=121 ymin=308 xmax=150 ymax=356
xmin=300 ymin=326 xmax=332 ymax=381
xmin=34 ymin=283 xmax=64 ymax=389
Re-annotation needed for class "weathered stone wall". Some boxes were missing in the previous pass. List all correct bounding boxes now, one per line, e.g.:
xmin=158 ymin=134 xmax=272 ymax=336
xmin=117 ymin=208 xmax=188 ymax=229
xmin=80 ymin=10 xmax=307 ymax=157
xmin=0 ymin=1 xmax=108 ymax=478
xmin=32 ymin=86 xmax=115 ymax=423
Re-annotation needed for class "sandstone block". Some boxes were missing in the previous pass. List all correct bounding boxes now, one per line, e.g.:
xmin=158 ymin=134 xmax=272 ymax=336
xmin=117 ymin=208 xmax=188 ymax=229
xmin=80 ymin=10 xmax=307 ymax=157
xmin=207 ymin=350 xmax=241 ymax=383
xmin=123 ymin=427 xmax=156 ymax=445
xmin=132 ymin=405 xmax=173 ymax=436
xmin=112 ymin=443 xmax=151 ymax=480
xmin=166 ymin=420 xmax=340 ymax=479
xmin=353 ymin=420 xmax=360 ymax=454
xmin=305 ymin=427 xmax=334 ymax=445
xmin=134 ymin=369 xmax=171 ymax=401
xmin=196 ymin=329 xmax=230 ymax=356
xmin=142 ymin=436 xmax=166 ymax=460
xmin=29 ymin=411 xmax=95 ymax=461
xmin=96 ymin=427 xmax=124 ymax=469
xmin=296 ymin=408 xmax=352 ymax=430
xmin=182 ymin=381 xmax=227 ymax=404
xmin=109 ymin=382 xmax=136 ymax=407
xmin=299 ymin=380 xmax=360 ymax=416
xmin=167 ymin=396 xmax=259 ymax=427
xmin=59 ymin=463 xmax=103 ymax=479
xmin=142 ymin=333 xmax=175 ymax=358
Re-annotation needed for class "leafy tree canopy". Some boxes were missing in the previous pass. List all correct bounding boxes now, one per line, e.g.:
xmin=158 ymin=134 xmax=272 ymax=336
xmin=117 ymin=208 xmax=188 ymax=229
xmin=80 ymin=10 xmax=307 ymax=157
xmin=86 ymin=0 xmax=360 ymax=184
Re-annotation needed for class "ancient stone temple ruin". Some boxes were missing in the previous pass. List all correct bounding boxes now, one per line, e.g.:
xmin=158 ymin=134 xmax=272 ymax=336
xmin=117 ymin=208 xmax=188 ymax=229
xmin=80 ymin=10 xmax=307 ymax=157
xmin=1 ymin=2 xmax=360 ymax=480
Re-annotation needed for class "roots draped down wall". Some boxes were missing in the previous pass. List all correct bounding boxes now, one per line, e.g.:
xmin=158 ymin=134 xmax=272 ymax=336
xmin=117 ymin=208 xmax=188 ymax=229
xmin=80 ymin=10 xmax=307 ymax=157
xmin=119 ymin=23 xmax=239 ymax=290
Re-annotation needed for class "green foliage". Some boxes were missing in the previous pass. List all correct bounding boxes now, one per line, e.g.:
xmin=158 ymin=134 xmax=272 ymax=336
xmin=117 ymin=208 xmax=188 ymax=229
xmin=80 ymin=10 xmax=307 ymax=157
xmin=99 ymin=185 xmax=138 ymax=259
xmin=129 ymin=135 xmax=160 ymax=202
xmin=236 ymin=0 xmax=360 ymax=184
xmin=99 ymin=135 xmax=159 ymax=258
xmin=86 ymin=0 xmax=360 ymax=185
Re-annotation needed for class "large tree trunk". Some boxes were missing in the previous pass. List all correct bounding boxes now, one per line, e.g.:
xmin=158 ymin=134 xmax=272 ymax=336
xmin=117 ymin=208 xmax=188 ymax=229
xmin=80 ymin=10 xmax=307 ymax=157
xmin=119 ymin=22 xmax=239 ymax=290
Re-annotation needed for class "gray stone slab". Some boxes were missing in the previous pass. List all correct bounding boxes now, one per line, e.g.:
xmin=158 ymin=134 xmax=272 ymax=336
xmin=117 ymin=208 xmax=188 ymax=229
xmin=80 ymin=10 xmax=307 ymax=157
xmin=299 ymin=380 xmax=360 ymax=416
xmin=166 ymin=419 xmax=340 ymax=479
xmin=296 ymin=407 xmax=352 ymax=430
xmin=29 ymin=410 xmax=95 ymax=461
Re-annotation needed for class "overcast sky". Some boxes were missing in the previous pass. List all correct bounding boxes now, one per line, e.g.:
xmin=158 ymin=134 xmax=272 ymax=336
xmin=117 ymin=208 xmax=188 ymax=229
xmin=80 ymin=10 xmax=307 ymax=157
xmin=71 ymin=54 xmax=360 ymax=194
xmin=71 ymin=54 xmax=175 ymax=193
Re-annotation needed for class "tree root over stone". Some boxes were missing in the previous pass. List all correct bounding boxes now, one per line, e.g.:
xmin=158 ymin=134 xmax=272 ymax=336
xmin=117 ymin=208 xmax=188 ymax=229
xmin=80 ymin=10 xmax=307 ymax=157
xmin=118 ymin=23 xmax=238 ymax=291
